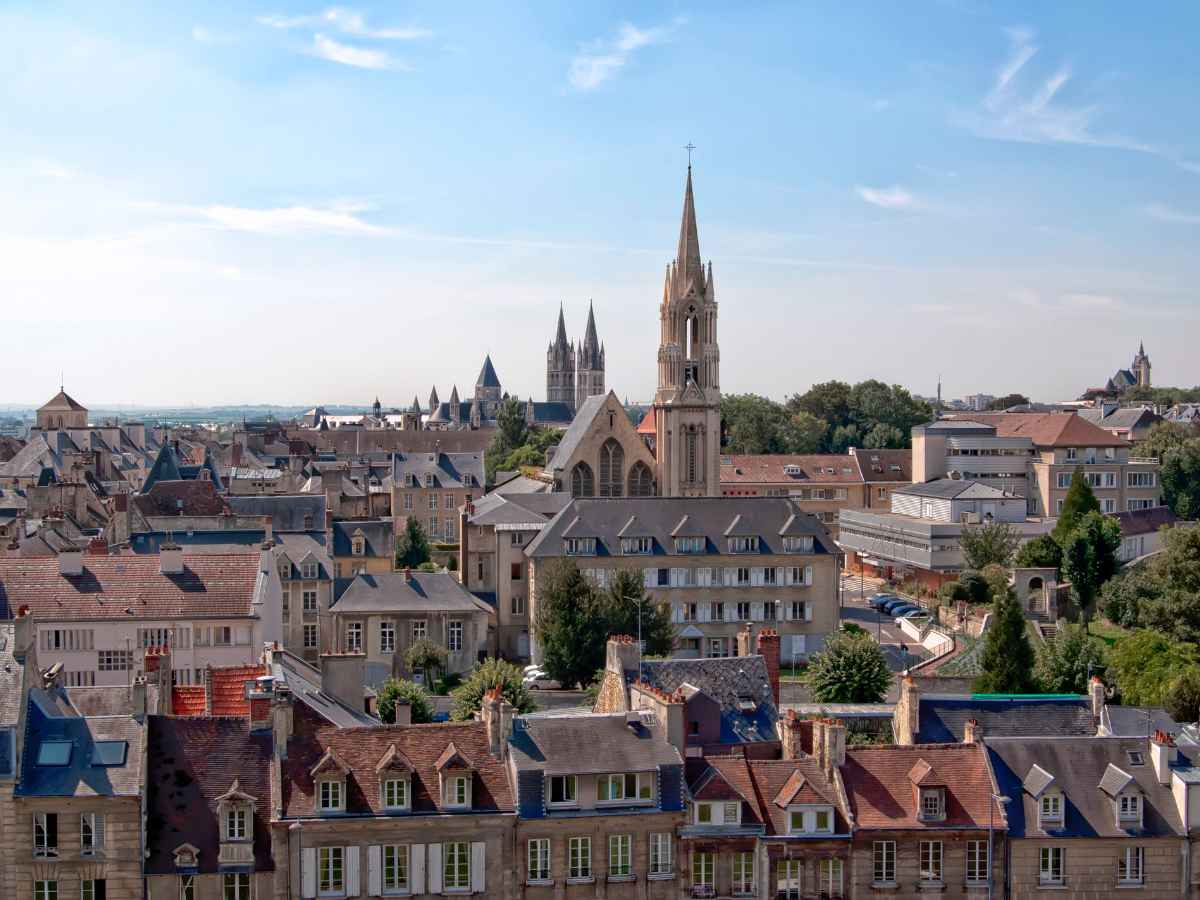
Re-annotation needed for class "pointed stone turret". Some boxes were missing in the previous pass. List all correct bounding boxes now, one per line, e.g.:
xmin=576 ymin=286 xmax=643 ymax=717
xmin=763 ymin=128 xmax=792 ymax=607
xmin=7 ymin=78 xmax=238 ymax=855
xmin=575 ymin=300 xmax=605 ymax=411
xmin=547 ymin=303 xmax=577 ymax=411
xmin=410 ymin=396 xmax=421 ymax=414
xmin=428 ymin=385 xmax=439 ymax=412
xmin=675 ymin=165 xmax=704 ymax=295
xmin=449 ymin=385 xmax=461 ymax=426
xmin=553 ymin=303 xmax=570 ymax=352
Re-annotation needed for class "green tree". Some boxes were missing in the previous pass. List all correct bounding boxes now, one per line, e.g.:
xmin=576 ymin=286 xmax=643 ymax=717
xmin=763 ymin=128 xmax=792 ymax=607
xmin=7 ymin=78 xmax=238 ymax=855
xmin=1165 ymin=668 xmax=1200 ymax=724
xmin=534 ymin=559 xmax=612 ymax=688
xmin=1161 ymin=439 xmax=1200 ymax=519
xmin=395 ymin=516 xmax=432 ymax=568
xmin=788 ymin=381 xmax=852 ymax=431
xmin=973 ymin=588 xmax=1037 ymax=693
xmin=1109 ymin=630 xmax=1197 ymax=706
xmin=958 ymin=570 xmax=990 ymax=605
xmin=602 ymin=568 xmax=675 ymax=657
xmin=495 ymin=396 xmax=529 ymax=451
xmin=780 ymin=410 xmax=827 ymax=454
xmin=1137 ymin=526 xmax=1200 ymax=642
xmin=863 ymin=423 xmax=905 ymax=449
xmin=1060 ymin=511 xmax=1122 ymax=617
xmin=987 ymin=393 xmax=1030 ymax=411
xmin=828 ymin=423 xmax=862 ymax=454
xmin=1034 ymin=623 xmax=1107 ymax=694
xmin=980 ymin=563 xmax=1012 ymax=604
xmin=720 ymin=394 xmax=798 ymax=454
xmin=937 ymin=580 xmax=969 ymax=606
xmin=377 ymin=678 xmax=434 ymax=724
xmin=1134 ymin=421 xmax=1192 ymax=464
xmin=449 ymin=657 xmax=536 ymax=721
xmin=1014 ymin=534 xmax=1064 ymax=572
xmin=1052 ymin=468 xmax=1101 ymax=544
xmin=404 ymin=638 xmax=449 ymax=683
xmin=960 ymin=521 xmax=1022 ymax=570
xmin=1100 ymin=565 xmax=1158 ymax=629
xmin=807 ymin=631 xmax=892 ymax=703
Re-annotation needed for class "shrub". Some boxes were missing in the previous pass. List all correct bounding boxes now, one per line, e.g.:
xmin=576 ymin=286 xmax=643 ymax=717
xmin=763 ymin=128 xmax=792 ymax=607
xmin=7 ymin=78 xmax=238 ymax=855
xmin=377 ymin=678 xmax=434 ymax=724
xmin=449 ymin=658 xmax=535 ymax=721
xmin=958 ymin=571 xmax=990 ymax=605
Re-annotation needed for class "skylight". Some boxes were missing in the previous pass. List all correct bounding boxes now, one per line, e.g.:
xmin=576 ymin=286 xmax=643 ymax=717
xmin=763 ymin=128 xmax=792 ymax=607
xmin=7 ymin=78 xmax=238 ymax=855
xmin=91 ymin=741 xmax=128 ymax=767
xmin=36 ymin=740 xmax=72 ymax=766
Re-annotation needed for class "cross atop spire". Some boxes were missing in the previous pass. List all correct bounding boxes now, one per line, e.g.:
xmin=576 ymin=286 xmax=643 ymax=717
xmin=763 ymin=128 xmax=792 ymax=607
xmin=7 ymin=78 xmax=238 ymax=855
xmin=675 ymin=164 xmax=703 ymax=293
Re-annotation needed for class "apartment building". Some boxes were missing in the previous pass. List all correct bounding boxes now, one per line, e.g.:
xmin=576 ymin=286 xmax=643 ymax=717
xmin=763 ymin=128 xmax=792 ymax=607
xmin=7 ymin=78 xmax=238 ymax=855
xmin=271 ymin=534 xmax=334 ymax=665
xmin=719 ymin=454 xmax=866 ymax=536
xmin=525 ymin=497 xmax=840 ymax=664
xmin=329 ymin=518 xmax=394 ymax=577
xmin=389 ymin=450 xmax=482 ymax=543
xmin=851 ymin=446 xmax=914 ymax=510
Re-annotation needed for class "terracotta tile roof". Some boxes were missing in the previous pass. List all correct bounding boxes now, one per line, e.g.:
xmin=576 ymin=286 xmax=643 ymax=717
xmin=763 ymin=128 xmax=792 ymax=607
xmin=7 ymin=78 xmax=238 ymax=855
xmin=696 ymin=755 xmax=850 ymax=836
xmin=637 ymin=406 xmax=656 ymax=435
xmin=208 ymin=664 xmax=267 ymax=717
xmin=852 ymin=448 xmax=913 ymax=483
xmin=1110 ymin=505 xmax=1177 ymax=536
xmin=720 ymin=454 xmax=863 ymax=485
xmin=281 ymin=704 xmax=513 ymax=817
xmin=132 ymin=480 xmax=231 ymax=517
xmin=952 ymin=412 xmax=1129 ymax=448
xmin=172 ymin=686 xmax=207 ymax=717
xmin=145 ymin=716 xmax=274 ymax=874
xmin=841 ymin=743 xmax=1005 ymax=830
xmin=0 ymin=551 xmax=262 ymax=620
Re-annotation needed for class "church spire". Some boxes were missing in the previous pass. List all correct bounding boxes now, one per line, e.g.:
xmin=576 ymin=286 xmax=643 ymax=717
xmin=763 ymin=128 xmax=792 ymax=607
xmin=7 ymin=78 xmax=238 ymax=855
xmin=583 ymin=300 xmax=599 ymax=349
xmin=675 ymin=164 xmax=703 ymax=293
xmin=553 ymin=302 xmax=569 ymax=350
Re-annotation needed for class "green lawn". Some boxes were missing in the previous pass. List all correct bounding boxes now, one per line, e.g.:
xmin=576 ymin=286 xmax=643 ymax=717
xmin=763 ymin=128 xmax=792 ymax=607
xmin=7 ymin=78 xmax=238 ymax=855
xmin=1086 ymin=619 xmax=1132 ymax=648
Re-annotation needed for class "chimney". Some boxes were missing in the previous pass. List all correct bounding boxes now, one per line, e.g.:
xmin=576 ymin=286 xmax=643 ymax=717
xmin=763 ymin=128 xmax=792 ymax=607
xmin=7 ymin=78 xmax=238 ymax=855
xmin=320 ymin=652 xmax=366 ymax=714
xmin=159 ymin=542 xmax=184 ymax=575
xmin=247 ymin=675 xmax=275 ymax=732
xmin=481 ymin=687 xmax=512 ymax=757
xmin=392 ymin=699 xmax=412 ymax=727
xmin=756 ymin=629 xmax=781 ymax=707
xmin=231 ymin=443 xmax=244 ymax=467
xmin=823 ymin=718 xmax=846 ymax=773
xmin=262 ymin=515 xmax=273 ymax=543
xmin=605 ymin=635 xmax=641 ymax=677
xmin=894 ymin=675 xmax=921 ymax=746
xmin=1150 ymin=730 xmax=1177 ymax=786
xmin=86 ymin=536 xmax=107 ymax=556
xmin=963 ymin=718 xmax=982 ymax=744
xmin=780 ymin=709 xmax=813 ymax=760
xmin=1090 ymin=676 xmax=1106 ymax=723
xmin=272 ymin=685 xmax=295 ymax=758
xmin=812 ymin=718 xmax=827 ymax=771
xmin=13 ymin=607 xmax=34 ymax=664
xmin=735 ymin=622 xmax=756 ymax=658
xmin=58 ymin=545 xmax=84 ymax=576
xmin=131 ymin=675 xmax=147 ymax=719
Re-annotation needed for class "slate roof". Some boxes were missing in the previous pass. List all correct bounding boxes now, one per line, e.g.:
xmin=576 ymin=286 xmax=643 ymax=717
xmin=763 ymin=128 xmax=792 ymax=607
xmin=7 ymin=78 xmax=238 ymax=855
xmin=841 ymin=743 xmax=1005 ymax=830
xmin=526 ymin=496 xmax=837 ymax=559
xmin=0 ymin=623 xmax=22 ymax=728
xmin=720 ymin=454 xmax=863 ymax=485
xmin=228 ymin=494 xmax=326 ymax=533
xmin=1101 ymin=705 xmax=1183 ymax=738
xmin=916 ymin=695 xmax=1095 ymax=743
xmin=508 ymin=712 xmax=682 ymax=776
xmin=332 ymin=571 xmax=491 ymax=615
xmin=635 ymin=655 xmax=779 ymax=744
xmin=0 ymin=552 xmax=264 ymax=621
xmin=1079 ymin=407 xmax=1160 ymax=433
xmin=331 ymin=519 xmax=394 ymax=558
xmin=895 ymin=479 xmax=1018 ymax=500
xmin=952 ymin=412 xmax=1129 ymax=448
xmin=280 ymin=703 xmax=513 ymax=817
xmin=853 ymin=448 xmax=913 ymax=483
xmin=476 ymin=355 xmax=501 ymax=388
xmin=987 ymin=736 xmax=1185 ymax=838
xmin=466 ymin=492 xmax=572 ymax=528
xmin=270 ymin=649 xmax=378 ymax=728
xmin=391 ymin=451 xmax=483 ymax=490
xmin=145 ymin=716 xmax=275 ymax=874
xmin=697 ymin=755 xmax=851 ymax=836
xmin=525 ymin=401 xmax=575 ymax=425
xmin=273 ymin=533 xmax=333 ymax=578
xmin=1110 ymin=506 xmax=1177 ymax=537
xmin=546 ymin=393 xmax=609 ymax=472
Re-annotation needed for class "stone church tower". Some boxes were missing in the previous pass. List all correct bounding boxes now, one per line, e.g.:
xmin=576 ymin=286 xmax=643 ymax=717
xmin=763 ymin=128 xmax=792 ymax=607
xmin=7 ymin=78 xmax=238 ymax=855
xmin=653 ymin=165 xmax=721 ymax=497
xmin=575 ymin=301 xmax=606 ymax=411
xmin=1132 ymin=341 xmax=1152 ymax=389
xmin=546 ymin=305 xmax=576 ymax=408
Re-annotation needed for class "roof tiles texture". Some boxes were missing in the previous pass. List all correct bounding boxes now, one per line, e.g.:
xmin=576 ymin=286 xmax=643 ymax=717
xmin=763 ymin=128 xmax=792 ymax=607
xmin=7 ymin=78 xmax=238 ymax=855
xmin=209 ymin=664 xmax=268 ymax=717
xmin=700 ymin=755 xmax=849 ymax=836
xmin=956 ymin=413 xmax=1129 ymax=448
xmin=171 ymin=686 xmax=207 ymax=717
xmin=720 ymin=454 xmax=863 ymax=485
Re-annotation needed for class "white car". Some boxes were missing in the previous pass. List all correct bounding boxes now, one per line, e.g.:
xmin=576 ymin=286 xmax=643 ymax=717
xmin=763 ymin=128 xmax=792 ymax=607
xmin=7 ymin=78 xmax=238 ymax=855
xmin=522 ymin=668 xmax=561 ymax=690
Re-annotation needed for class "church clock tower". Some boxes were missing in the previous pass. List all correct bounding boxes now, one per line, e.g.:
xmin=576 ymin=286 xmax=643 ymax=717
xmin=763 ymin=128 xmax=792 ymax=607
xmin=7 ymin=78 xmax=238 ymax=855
xmin=653 ymin=164 xmax=721 ymax=497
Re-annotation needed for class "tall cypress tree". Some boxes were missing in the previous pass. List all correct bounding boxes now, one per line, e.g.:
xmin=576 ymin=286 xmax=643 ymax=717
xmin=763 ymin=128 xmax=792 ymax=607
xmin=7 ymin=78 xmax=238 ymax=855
xmin=1052 ymin=467 xmax=1100 ymax=544
xmin=974 ymin=588 xmax=1037 ymax=694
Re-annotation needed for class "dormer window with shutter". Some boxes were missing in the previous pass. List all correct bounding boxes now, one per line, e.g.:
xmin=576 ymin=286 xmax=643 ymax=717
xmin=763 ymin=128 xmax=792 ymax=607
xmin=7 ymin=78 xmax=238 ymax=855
xmin=1025 ymin=763 xmax=1063 ymax=829
xmin=435 ymin=742 xmax=474 ymax=810
xmin=215 ymin=780 xmax=257 ymax=866
xmin=376 ymin=743 xmax=414 ymax=813
xmin=908 ymin=760 xmax=947 ymax=823
xmin=310 ymin=747 xmax=351 ymax=815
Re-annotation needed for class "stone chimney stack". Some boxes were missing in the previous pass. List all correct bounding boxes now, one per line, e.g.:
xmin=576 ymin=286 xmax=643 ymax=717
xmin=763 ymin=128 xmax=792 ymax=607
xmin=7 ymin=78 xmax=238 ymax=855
xmin=159 ymin=542 xmax=184 ymax=575
xmin=963 ymin=718 xmax=982 ymax=744
xmin=1150 ymin=730 xmax=1178 ymax=786
xmin=58 ymin=544 xmax=84 ymax=576
xmin=756 ymin=629 xmax=781 ymax=707
xmin=272 ymin=685 xmax=294 ymax=759
xmin=319 ymin=652 xmax=366 ymax=714
xmin=1090 ymin=676 xmax=1106 ymax=724
xmin=13 ymin=606 xmax=35 ymax=665
xmin=735 ymin=622 xmax=757 ymax=658
xmin=780 ymin=709 xmax=812 ymax=760
xmin=822 ymin=718 xmax=846 ymax=773
xmin=481 ymin=687 xmax=512 ymax=758
xmin=894 ymin=675 xmax=921 ymax=746
xmin=606 ymin=635 xmax=641 ymax=677
xmin=392 ymin=699 xmax=412 ymax=727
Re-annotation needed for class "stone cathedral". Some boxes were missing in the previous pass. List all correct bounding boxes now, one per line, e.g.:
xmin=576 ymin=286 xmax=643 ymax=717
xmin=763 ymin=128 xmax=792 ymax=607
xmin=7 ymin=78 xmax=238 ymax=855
xmin=546 ymin=302 xmax=605 ymax=414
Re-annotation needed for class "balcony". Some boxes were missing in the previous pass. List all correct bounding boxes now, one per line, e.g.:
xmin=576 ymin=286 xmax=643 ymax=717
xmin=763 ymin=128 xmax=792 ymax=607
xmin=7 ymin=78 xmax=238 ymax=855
xmin=692 ymin=887 xmax=717 ymax=899
xmin=1128 ymin=457 xmax=1159 ymax=466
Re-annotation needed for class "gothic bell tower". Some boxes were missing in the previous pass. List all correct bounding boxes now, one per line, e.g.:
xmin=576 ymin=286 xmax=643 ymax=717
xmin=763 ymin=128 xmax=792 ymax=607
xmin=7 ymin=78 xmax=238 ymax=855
xmin=653 ymin=164 xmax=721 ymax=497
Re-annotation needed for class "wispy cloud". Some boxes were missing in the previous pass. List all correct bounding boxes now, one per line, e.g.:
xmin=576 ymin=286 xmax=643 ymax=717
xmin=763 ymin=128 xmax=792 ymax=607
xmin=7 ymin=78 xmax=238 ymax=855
xmin=1144 ymin=203 xmax=1200 ymax=225
xmin=855 ymin=185 xmax=917 ymax=210
xmin=310 ymin=34 xmax=402 ymax=70
xmin=963 ymin=26 xmax=1200 ymax=174
xmin=191 ymin=25 xmax=235 ymax=44
xmin=257 ymin=8 xmax=431 ymax=40
xmin=568 ymin=20 xmax=681 ymax=91
xmin=135 ymin=200 xmax=393 ymax=236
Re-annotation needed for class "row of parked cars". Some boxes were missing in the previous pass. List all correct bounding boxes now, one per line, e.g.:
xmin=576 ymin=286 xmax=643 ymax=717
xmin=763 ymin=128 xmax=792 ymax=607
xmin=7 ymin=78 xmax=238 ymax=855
xmin=868 ymin=592 xmax=930 ymax=624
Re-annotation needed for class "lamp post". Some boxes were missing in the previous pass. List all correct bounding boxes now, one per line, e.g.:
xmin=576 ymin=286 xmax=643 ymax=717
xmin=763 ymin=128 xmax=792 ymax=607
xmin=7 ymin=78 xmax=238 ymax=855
xmin=988 ymin=793 xmax=1011 ymax=900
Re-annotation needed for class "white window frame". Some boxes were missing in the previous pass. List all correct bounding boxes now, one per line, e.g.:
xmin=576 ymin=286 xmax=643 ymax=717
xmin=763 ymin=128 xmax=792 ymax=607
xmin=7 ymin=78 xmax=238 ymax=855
xmin=379 ymin=621 xmax=395 ymax=654
xmin=303 ymin=624 xmax=318 ymax=649
xmin=608 ymin=834 xmax=632 ymax=878
xmin=966 ymin=840 xmax=988 ymax=885
xmin=381 ymin=778 xmax=409 ymax=811
xmin=34 ymin=812 xmax=58 ymax=858
xmin=318 ymin=846 xmax=344 ymax=897
xmin=649 ymin=833 xmax=672 ymax=877
xmin=443 ymin=841 xmax=470 ymax=892
xmin=223 ymin=875 xmax=252 ymax=900
xmin=1119 ymin=792 xmax=1141 ymax=822
xmin=447 ymin=621 xmax=463 ymax=653
xmin=382 ymin=844 xmax=409 ymax=894
xmin=872 ymin=840 xmax=896 ymax=886
xmin=692 ymin=851 xmax=715 ymax=888
xmin=568 ymin=836 xmax=592 ymax=882
xmin=80 ymin=812 xmax=103 ymax=855
xmin=1118 ymin=846 xmax=1143 ymax=885
xmin=596 ymin=773 xmax=652 ymax=804
xmin=818 ymin=859 xmax=842 ymax=895
xmin=345 ymin=622 xmax=362 ymax=653
xmin=732 ymin=850 xmax=754 ymax=896
xmin=1040 ymin=792 xmax=1063 ymax=825
xmin=1040 ymin=847 xmax=1064 ymax=886
xmin=919 ymin=840 xmax=943 ymax=885
xmin=318 ymin=779 xmax=344 ymax=813
xmin=225 ymin=807 xmax=247 ymax=840
xmin=527 ymin=838 xmax=551 ymax=884
xmin=548 ymin=774 xmax=577 ymax=806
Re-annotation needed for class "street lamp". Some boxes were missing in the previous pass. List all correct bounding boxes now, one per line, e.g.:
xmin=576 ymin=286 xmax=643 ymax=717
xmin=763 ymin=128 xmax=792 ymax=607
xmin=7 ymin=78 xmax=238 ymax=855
xmin=988 ymin=793 xmax=1011 ymax=900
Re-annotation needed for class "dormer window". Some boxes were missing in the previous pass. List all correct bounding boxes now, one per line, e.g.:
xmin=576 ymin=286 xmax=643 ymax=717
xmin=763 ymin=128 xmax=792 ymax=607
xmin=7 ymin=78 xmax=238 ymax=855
xmin=424 ymin=473 xmax=433 ymax=488
xmin=564 ymin=537 xmax=596 ymax=556
xmin=727 ymin=536 xmax=759 ymax=554
xmin=919 ymin=788 xmax=946 ymax=822
xmin=225 ymin=807 xmax=247 ymax=841
xmin=1118 ymin=792 xmax=1141 ymax=822
xmin=382 ymin=777 xmax=409 ymax=811
xmin=694 ymin=801 xmax=740 ymax=825
xmin=621 ymin=536 xmax=653 ymax=555
xmin=301 ymin=561 xmax=318 ymax=580
xmin=445 ymin=775 xmax=470 ymax=808
xmin=597 ymin=773 xmax=652 ymax=804
xmin=351 ymin=534 xmax=365 ymax=556
xmin=782 ymin=535 xmax=814 ymax=553
xmin=674 ymin=536 xmax=705 ymax=554
xmin=1040 ymin=792 xmax=1062 ymax=825
xmin=319 ymin=779 xmax=344 ymax=812
xmin=436 ymin=742 xmax=474 ymax=809
xmin=549 ymin=775 xmax=577 ymax=806
xmin=787 ymin=806 xmax=834 ymax=835
xmin=278 ymin=560 xmax=291 ymax=579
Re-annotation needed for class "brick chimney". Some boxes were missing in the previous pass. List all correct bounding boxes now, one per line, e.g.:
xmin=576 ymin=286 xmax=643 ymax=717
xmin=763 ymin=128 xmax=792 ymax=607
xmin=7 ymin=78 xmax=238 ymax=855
xmin=756 ymin=629 xmax=781 ymax=707
xmin=963 ymin=718 xmax=982 ymax=744
xmin=86 ymin=536 xmax=108 ymax=556
xmin=1090 ymin=676 xmax=1106 ymax=724
xmin=781 ymin=709 xmax=813 ymax=760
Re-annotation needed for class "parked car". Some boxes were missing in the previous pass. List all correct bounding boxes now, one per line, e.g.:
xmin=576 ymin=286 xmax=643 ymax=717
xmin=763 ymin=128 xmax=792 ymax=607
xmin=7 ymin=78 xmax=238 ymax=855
xmin=869 ymin=593 xmax=899 ymax=610
xmin=882 ymin=598 xmax=913 ymax=615
xmin=894 ymin=609 xmax=928 ymax=622
xmin=522 ymin=668 xmax=561 ymax=690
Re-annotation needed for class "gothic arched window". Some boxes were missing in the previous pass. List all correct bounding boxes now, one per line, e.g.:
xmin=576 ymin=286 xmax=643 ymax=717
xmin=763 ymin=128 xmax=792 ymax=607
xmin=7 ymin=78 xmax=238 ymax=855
xmin=598 ymin=439 xmax=624 ymax=498
xmin=685 ymin=428 xmax=699 ymax=485
xmin=628 ymin=462 xmax=655 ymax=497
xmin=570 ymin=462 xmax=594 ymax=498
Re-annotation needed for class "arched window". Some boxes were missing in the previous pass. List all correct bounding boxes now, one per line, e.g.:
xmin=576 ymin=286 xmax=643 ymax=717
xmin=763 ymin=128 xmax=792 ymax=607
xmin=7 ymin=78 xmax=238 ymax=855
xmin=628 ymin=462 xmax=655 ymax=497
xmin=570 ymin=462 xmax=594 ymax=498
xmin=1029 ymin=576 xmax=1043 ymax=592
xmin=598 ymin=439 xmax=624 ymax=498
xmin=685 ymin=428 xmax=699 ymax=484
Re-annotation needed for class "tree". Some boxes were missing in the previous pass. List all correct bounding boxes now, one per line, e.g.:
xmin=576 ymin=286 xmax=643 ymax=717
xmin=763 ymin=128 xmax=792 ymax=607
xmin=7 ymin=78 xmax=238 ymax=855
xmin=1060 ymin=511 xmax=1122 ymax=617
xmin=1034 ymin=624 xmax=1107 ymax=694
xmin=980 ymin=563 xmax=1012 ymax=604
xmin=780 ymin=410 xmax=827 ymax=454
xmin=377 ymin=678 xmax=434 ymax=724
xmin=721 ymin=394 xmax=794 ymax=454
xmin=602 ymin=568 xmax=675 ymax=657
xmin=449 ymin=657 xmax=535 ymax=721
xmin=534 ymin=559 xmax=612 ymax=688
xmin=495 ymin=396 xmax=529 ymax=451
xmin=828 ymin=424 xmax=862 ymax=454
xmin=395 ymin=516 xmax=432 ymax=568
xmin=807 ymin=631 xmax=892 ymax=703
xmin=1134 ymin=421 xmax=1192 ymax=464
xmin=1052 ymin=468 xmax=1100 ymax=544
xmin=960 ymin=521 xmax=1022 ymax=570
xmin=987 ymin=393 xmax=1030 ymax=411
xmin=1136 ymin=526 xmax=1200 ymax=642
xmin=1161 ymin=439 xmax=1200 ymax=519
xmin=404 ymin=638 xmax=449 ymax=683
xmin=937 ymin=580 xmax=969 ymax=606
xmin=863 ymin=423 xmax=905 ymax=449
xmin=1109 ymin=630 xmax=1197 ymax=706
xmin=958 ymin=570 xmax=990 ymax=605
xmin=1165 ymin=668 xmax=1200 ymax=724
xmin=788 ymin=381 xmax=852 ymax=430
xmin=1100 ymin=565 xmax=1158 ymax=629
xmin=973 ymin=588 xmax=1037 ymax=693
xmin=1014 ymin=534 xmax=1064 ymax=572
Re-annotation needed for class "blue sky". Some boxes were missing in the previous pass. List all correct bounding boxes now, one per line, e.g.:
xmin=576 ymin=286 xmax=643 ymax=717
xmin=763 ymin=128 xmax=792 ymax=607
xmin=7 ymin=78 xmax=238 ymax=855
xmin=2 ymin=1 xmax=1198 ymax=407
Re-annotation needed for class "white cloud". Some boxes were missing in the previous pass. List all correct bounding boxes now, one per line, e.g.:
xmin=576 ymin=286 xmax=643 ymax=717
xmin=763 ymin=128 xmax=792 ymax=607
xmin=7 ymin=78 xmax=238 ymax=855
xmin=310 ymin=34 xmax=400 ymax=70
xmin=257 ymin=8 xmax=430 ymax=40
xmin=1144 ymin=203 xmax=1200 ymax=225
xmin=191 ymin=25 xmax=234 ymax=44
xmin=135 ymin=200 xmax=393 ymax=236
xmin=568 ymin=21 xmax=679 ymax=91
xmin=855 ymin=185 xmax=916 ymax=210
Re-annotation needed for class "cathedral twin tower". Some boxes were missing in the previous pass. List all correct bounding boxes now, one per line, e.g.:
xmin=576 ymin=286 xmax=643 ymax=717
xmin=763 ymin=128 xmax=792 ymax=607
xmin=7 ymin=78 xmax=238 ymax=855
xmin=546 ymin=301 xmax=605 ymax=413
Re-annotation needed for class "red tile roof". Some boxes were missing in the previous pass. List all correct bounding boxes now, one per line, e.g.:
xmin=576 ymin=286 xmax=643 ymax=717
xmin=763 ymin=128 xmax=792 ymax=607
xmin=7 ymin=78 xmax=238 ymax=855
xmin=0 ymin=552 xmax=262 ymax=620
xmin=698 ymin=755 xmax=850 ymax=837
xmin=172 ymin=686 xmax=207 ymax=717
xmin=952 ymin=413 xmax=1129 ymax=449
xmin=637 ymin=407 xmax=656 ymax=435
xmin=281 ymin=704 xmax=513 ymax=817
xmin=841 ymin=743 xmax=1005 ymax=830
xmin=208 ymin=664 xmax=268 ymax=717
xmin=720 ymin=454 xmax=863 ymax=485
xmin=132 ymin=480 xmax=231 ymax=517
xmin=852 ymin=448 xmax=913 ymax=483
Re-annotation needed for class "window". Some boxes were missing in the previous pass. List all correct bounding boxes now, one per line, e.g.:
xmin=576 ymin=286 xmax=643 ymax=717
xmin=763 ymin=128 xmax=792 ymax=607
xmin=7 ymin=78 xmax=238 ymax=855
xmin=303 ymin=625 xmax=318 ymax=649
xmin=818 ymin=860 xmax=842 ymax=895
xmin=732 ymin=851 xmax=754 ymax=895
xmin=445 ymin=494 xmax=455 ymax=510
xmin=448 ymin=621 xmax=463 ymax=652
xmin=598 ymin=439 xmax=625 ymax=498
xmin=1040 ymin=792 xmax=1063 ymax=823
xmin=872 ymin=841 xmax=896 ymax=885
xmin=34 ymin=883 xmax=56 ymax=900
xmin=919 ymin=840 xmax=943 ymax=884
xmin=382 ymin=778 xmax=408 ymax=810
xmin=303 ymin=590 xmax=318 ymax=612
xmin=920 ymin=788 xmax=945 ymax=821
xmin=790 ymin=601 xmax=808 ymax=621
xmin=1119 ymin=792 xmax=1141 ymax=821
xmin=649 ymin=833 xmax=672 ymax=876
xmin=1118 ymin=846 xmax=1144 ymax=885
xmin=446 ymin=776 xmax=469 ymax=807
xmin=788 ymin=806 xmax=833 ymax=834
xmin=80 ymin=881 xmax=105 ymax=900
xmin=511 ymin=594 xmax=525 ymax=616
xmin=302 ymin=562 xmax=318 ymax=579
xmin=346 ymin=623 xmax=362 ymax=653
xmin=778 ymin=860 xmax=802 ymax=899
xmin=1066 ymin=447 xmax=1078 ymax=461
xmin=1102 ymin=498 xmax=1116 ymax=513
xmin=351 ymin=536 xmax=365 ymax=556
xmin=727 ymin=535 xmax=759 ymax=553
xmin=1040 ymin=847 xmax=1064 ymax=885
xmin=782 ymin=535 xmax=814 ymax=553
xmin=762 ymin=567 xmax=778 ymax=586
xmin=621 ymin=536 xmax=653 ymax=555
xmin=98 ymin=650 xmax=132 ymax=672
xmin=569 ymin=836 xmax=591 ymax=880
xmin=707 ymin=638 xmax=727 ymax=658
xmin=403 ymin=494 xmax=413 ymax=510
xmin=692 ymin=852 xmax=714 ymax=889
xmin=736 ymin=567 xmax=751 ymax=586
xmin=428 ymin=517 xmax=438 ymax=537
xmin=226 ymin=807 xmax=247 ymax=840
xmin=225 ymin=873 xmax=252 ymax=899
xmin=628 ymin=462 xmax=655 ymax=496
xmin=597 ymin=773 xmax=651 ymax=802
xmin=80 ymin=813 xmax=103 ymax=854
xmin=1057 ymin=472 xmax=1072 ymax=489
xmin=570 ymin=462 xmax=594 ymax=498
xmin=1128 ymin=471 xmax=1156 ymax=488
xmin=1129 ymin=498 xmax=1155 ymax=511
xmin=318 ymin=780 xmax=343 ymax=812
xmin=564 ymin=537 xmax=597 ymax=556
xmin=412 ymin=620 xmax=427 ymax=641
xmin=674 ymin=535 xmax=705 ymax=554
xmin=735 ymin=601 xmax=751 ymax=621
xmin=181 ymin=875 xmax=195 ymax=900
xmin=527 ymin=839 xmax=551 ymax=883
xmin=213 ymin=627 xmax=233 ymax=647
xmin=696 ymin=802 xmax=713 ymax=824
xmin=710 ymin=601 xmax=724 ymax=621
xmin=966 ymin=840 xmax=988 ymax=885
xmin=549 ymin=774 xmax=577 ymax=805
xmin=429 ymin=493 xmax=438 ymax=510
xmin=383 ymin=845 xmax=409 ymax=893
xmin=34 ymin=812 xmax=58 ymax=857
xmin=608 ymin=834 xmax=631 ymax=878
xmin=318 ymin=847 xmax=343 ymax=895
xmin=379 ymin=621 xmax=395 ymax=654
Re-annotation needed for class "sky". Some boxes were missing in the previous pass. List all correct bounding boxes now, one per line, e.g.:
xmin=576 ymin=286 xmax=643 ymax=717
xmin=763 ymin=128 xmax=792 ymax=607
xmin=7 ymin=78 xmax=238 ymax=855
xmin=2 ymin=1 xmax=1198 ymax=408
